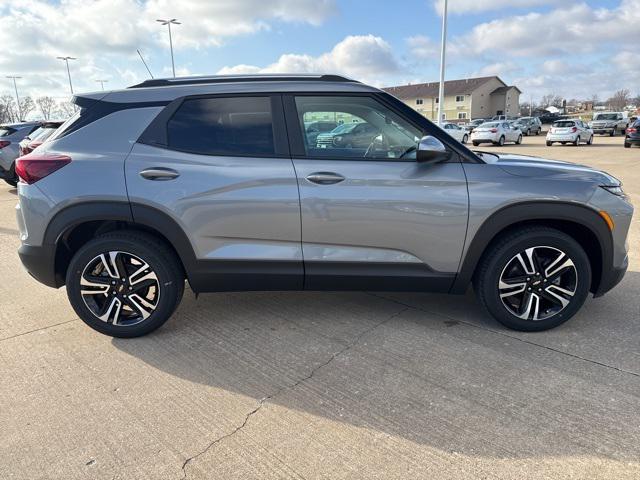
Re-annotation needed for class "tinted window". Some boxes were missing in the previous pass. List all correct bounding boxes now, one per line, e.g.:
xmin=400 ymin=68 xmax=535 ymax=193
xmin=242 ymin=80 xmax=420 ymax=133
xmin=554 ymin=121 xmax=575 ymax=128
xmin=167 ymin=96 xmax=275 ymax=156
xmin=295 ymin=96 xmax=423 ymax=160
xmin=0 ymin=127 xmax=17 ymax=137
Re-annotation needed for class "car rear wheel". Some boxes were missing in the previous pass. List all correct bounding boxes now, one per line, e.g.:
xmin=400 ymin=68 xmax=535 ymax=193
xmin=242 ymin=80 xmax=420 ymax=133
xmin=472 ymin=141 xmax=479 ymax=147
xmin=587 ymin=135 xmax=593 ymax=145
xmin=610 ymin=128 xmax=616 ymax=137
xmin=573 ymin=136 xmax=580 ymax=146
xmin=516 ymin=134 xmax=523 ymax=145
xmin=546 ymin=141 xmax=552 ymax=146
xmin=474 ymin=227 xmax=591 ymax=331
xmin=625 ymin=142 xmax=631 ymax=148
xmin=496 ymin=136 xmax=505 ymax=146
xmin=66 ymin=231 xmax=184 ymax=338
xmin=462 ymin=134 xmax=468 ymax=144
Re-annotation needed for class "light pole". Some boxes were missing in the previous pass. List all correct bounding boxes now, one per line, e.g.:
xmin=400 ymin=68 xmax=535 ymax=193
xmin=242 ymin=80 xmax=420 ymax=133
xmin=57 ymin=56 xmax=77 ymax=95
xmin=437 ymin=0 xmax=448 ymax=126
xmin=95 ymin=79 xmax=108 ymax=91
xmin=6 ymin=76 xmax=22 ymax=121
xmin=156 ymin=19 xmax=180 ymax=78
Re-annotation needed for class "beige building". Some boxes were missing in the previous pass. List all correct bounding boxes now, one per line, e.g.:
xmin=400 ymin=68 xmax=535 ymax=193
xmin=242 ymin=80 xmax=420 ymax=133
xmin=383 ymin=76 xmax=521 ymax=122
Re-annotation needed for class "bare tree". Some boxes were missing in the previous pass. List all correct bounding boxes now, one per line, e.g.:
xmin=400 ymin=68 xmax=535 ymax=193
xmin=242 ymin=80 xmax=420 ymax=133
xmin=36 ymin=96 xmax=57 ymax=120
xmin=590 ymin=94 xmax=600 ymax=106
xmin=607 ymin=89 xmax=631 ymax=111
xmin=55 ymin=101 xmax=76 ymax=119
xmin=540 ymin=94 xmax=563 ymax=108
xmin=19 ymin=96 xmax=36 ymax=121
xmin=0 ymin=95 xmax=18 ymax=122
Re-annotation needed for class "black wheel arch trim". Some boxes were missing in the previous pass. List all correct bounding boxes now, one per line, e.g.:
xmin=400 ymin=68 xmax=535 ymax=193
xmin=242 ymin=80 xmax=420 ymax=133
xmin=450 ymin=201 xmax=614 ymax=295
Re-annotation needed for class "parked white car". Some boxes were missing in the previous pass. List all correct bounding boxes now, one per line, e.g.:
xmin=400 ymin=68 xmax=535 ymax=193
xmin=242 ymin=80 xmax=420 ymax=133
xmin=546 ymin=119 xmax=593 ymax=146
xmin=439 ymin=122 xmax=468 ymax=144
xmin=471 ymin=121 xmax=522 ymax=146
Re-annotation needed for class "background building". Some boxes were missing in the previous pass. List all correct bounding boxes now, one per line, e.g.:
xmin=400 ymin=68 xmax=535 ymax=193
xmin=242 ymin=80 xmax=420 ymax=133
xmin=384 ymin=76 xmax=521 ymax=121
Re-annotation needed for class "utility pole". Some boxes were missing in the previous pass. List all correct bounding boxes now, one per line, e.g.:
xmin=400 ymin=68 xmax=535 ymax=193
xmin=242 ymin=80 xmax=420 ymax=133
xmin=437 ymin=0 xmax=448 ymax=126
xmin=6 ymin=76 xmax=22 ymax=121
xmin=156 ymin=19 xmax=181 ymax=77
xmin=57 ymin=56 xmax=77 ymax=95
xmin=95 ymin=79 xmax=108 ymax=91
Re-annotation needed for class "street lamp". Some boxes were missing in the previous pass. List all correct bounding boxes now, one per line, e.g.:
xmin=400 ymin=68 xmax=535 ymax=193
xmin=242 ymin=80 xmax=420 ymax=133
xmin=437 ymin=0 xmax=448 ymax=126
xmin=156 ymin=18 xmax=180 ymax=78
xmin=95 ymin=79 xmax=108 ymax=91
xmin=57 ymin=56 xmax=77 ymax=95
xmin=6 ymin=76 xmax=22 ymax=121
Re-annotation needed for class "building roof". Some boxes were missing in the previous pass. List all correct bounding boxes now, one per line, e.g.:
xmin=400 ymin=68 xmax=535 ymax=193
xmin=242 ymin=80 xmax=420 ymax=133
xmin=491 ymin=85 xmax=523 ymax=95
xmin=383 ymin=76 xmax=506 ymax=99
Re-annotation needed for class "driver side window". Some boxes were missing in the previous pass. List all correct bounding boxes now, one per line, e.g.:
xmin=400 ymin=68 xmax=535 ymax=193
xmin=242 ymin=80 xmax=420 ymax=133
xmin=294 ymin=96 xmax=423 ymax=160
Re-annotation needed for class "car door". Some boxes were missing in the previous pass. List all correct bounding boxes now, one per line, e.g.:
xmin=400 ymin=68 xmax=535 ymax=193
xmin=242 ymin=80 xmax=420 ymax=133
xmin=284 ymin=94 xmax=469 ymax=292
xmin=126 ymin=94 xmax=303 ymax=292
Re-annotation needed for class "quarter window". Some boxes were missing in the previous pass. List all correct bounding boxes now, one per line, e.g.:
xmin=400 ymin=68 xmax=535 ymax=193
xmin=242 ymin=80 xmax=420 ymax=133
xmin=167 ymin=96 xmax=275 ymax=156
xmin=294 ymin=96 xmax=423 ymax=160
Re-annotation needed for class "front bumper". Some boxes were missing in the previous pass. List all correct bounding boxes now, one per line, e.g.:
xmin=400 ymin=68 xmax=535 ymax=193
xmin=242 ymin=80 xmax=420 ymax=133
xmin=594 ymin=255 xmax=628 ymax=297
xmin=592 ymin=126 xmax=616 ymax=134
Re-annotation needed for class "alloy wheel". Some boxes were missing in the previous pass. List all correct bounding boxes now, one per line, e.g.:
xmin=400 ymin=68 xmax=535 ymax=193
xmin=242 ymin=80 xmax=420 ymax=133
xmin=80 ymin=251 xmax=160 ymax=326
xmin=498 ymin=246 xmax=577 ymax=321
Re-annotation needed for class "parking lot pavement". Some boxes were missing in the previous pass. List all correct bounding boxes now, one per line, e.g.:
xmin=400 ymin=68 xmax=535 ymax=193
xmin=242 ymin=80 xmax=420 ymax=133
xmin=1 ymin=134 xmax=639 ymax=480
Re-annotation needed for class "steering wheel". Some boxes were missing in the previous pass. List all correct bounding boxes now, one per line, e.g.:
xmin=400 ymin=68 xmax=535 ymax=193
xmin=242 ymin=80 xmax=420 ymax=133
xmin=364 ymin=134 xmax=389 ymax=158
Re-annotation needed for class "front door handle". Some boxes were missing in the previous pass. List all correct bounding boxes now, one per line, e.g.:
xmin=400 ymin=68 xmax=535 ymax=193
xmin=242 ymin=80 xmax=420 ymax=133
xmin=140 ymin=167 xmax=180 ymax=181
xmin=305 ymin=172 xmax=345 ymax=185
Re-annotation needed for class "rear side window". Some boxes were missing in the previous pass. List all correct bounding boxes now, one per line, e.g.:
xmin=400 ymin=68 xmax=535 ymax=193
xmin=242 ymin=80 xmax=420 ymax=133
xmin=167 ymin=97 xmax=275 ymax=156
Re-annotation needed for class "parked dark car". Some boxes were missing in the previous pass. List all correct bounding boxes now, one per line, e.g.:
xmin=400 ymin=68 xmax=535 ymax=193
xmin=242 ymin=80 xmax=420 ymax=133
xmin=464 ymin=118 xmax=486 ymax=133
xmin=19 ymin=121 xmax=64 ymax=156
xmin=538 ymin=113 xmax=562 ymax=125
xmin=304 ymin=121 xmax=337 ymax=146
xmin=625 ymin=119 xmax=640 ymax=148
xmin=315 ymin=121 xmax=380 ymax=149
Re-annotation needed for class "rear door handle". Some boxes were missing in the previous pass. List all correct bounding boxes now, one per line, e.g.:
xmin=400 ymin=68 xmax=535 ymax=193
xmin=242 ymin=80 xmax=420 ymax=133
xmin=139 ymin=167 xmax=180 ymax=181
xmin=305 ymin=172 xmax=345 ymax=185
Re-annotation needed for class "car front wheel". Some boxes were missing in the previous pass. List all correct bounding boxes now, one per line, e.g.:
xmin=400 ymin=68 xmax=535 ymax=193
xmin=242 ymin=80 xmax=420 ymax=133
xmin=3 ymin=163 xmax=17 ymax=187
xmin=474 ymin=227 xmax=591 ymax=331
xmin=66 ymin=231 xmax=184 ymax=338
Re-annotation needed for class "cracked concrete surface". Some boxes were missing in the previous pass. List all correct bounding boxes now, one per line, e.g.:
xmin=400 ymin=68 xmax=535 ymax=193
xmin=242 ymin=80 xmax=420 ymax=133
xmin=180 ymin=306 xmax=409 ymax=479
xmin=1 ymin=136 xmax=639 ymax=480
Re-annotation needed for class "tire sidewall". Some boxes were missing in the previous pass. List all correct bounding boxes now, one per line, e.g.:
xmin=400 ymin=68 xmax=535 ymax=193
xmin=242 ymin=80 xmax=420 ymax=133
xmin=66 ymin=235 xmax=182 ymax=337
xmin=480 ymin=231 xmax=591 ymax=331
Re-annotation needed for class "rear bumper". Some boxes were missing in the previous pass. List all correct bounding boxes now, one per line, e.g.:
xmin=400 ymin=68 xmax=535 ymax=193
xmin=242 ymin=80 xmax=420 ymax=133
xmin=18 ymin=243 xmax=62 ymax=288
xmin=546 ymin=134 xmax=577 ymax=142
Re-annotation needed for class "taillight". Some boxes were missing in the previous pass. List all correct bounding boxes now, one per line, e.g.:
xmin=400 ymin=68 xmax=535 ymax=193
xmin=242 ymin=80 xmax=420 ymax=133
xmin=571 ymin=127 xmax=577 ymax=133
xmin=627 ymin=128 xmax=637 ymax=134
xmin=15 ymin=153 xmax=71 ymax=184
xmin=490 ymin=128 xmax=498 ymax=133
xmin=0 ymin=140 xmax=9 ymax=149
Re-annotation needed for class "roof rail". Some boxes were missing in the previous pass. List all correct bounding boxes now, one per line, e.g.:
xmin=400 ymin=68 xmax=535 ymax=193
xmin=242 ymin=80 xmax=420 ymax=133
xmin=129 ymin=74 xmax=358 ymax=89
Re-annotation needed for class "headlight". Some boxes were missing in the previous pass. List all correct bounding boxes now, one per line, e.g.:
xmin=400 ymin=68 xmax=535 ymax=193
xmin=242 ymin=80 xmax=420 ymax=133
xmin=601 ymin=185 xmax=625 ymax=197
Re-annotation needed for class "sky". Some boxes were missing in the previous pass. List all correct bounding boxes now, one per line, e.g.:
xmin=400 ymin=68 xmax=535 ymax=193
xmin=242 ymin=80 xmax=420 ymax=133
xmin=0 ymin=0 xmax=638 ymax=104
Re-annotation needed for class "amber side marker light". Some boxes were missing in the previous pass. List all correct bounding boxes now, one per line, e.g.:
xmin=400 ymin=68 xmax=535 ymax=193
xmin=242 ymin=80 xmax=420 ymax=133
xmin=599 ymin=211 xmax=615 ymax=231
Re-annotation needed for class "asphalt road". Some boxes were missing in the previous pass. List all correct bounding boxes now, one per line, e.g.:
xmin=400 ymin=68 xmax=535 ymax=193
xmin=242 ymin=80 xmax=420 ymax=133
xmin=1 ymin=134 xmax=638 ymax=479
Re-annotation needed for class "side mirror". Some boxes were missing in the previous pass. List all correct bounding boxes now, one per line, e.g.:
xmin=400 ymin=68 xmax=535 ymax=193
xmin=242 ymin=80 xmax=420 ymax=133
xmin=417 ymin=136 xmax=451 ymax=164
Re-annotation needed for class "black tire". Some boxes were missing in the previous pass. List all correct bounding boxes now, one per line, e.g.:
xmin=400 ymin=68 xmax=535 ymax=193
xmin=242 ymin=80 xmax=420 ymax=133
xmin=472 ymin=141 xmax=479 ymax=147
xmin=573 ymin=136 xmax=580 ymax=146
xmin=587 ymin=135 xmax=593 ymax=145
xmin=497 ymin=136 xmax=505 ymax=146
xmin=66 ymin=231 xmax=184 ymax=338
xmin=624 ymin=142 xmax=631 ymax=148
xmin=473 ymin=227 xmax=591 ymax=332
xmin=526 ymin=129 xmax=531 ymax=136
xmin=462 ymin=134 xmax=468 ymax=144
xmin=516 ymin=134 xmax=523 ymax=145
xmin=610 ymin=128 xmax=616 ymax=137
xmin=561 ymin=142 xmax=567 ymax=145
xmin=546 ymin=141 xmax=553 ymax=147
xmin=536 ymin=128 xmax=541 ymax=136
xmin=3 ymin=162 xmax=17 ymax=187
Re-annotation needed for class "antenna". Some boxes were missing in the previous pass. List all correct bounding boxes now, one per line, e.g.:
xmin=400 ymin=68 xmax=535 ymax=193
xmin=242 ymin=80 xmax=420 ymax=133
xmin=137 ymin=49 xmax=154 ymax=79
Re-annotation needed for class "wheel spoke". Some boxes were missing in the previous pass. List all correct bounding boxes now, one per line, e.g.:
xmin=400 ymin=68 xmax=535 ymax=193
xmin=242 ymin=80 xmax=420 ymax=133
xmin=80 ymin=275 xmax=111 ymax=295
xmin=544 ymin=284 xmax=575 ymax=308
xmin=97 ymin=296 xmax=122 ymax=324
xmin=125 ymin=294 xmax=155 ymax=320
xmin=129 ymin=278 xmax=157 ymax=294
xmin=99 ymin=252 xmax=121 ymax=279
xmin=499 ymin=278 xmax=527 ymax=298
xmin=517 ymin=291 xmax=541 ymax=320
xmin=515 ymin=249 xmax=537 ymax=275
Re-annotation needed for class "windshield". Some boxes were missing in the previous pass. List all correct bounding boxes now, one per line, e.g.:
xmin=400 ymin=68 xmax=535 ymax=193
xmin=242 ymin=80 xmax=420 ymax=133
xmin=554 ymin=121 xmax=576 ymax=128
xmin=594 ymin=114 xmax=619 ymax=121
xmin=0 ymin=127 xmax=17 ymax=137
xmin=329 ymin=123 xmax=358 ymax=134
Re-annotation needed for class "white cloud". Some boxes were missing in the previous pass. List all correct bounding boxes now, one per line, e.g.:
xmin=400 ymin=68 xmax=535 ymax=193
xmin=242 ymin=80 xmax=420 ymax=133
xmin=0 ymin=0 xmax=336 ymax=97
xmin=406 ymin=36 xmax=439 ymax=60
xmin=218 ymin=35 xmax=400 ymax=86
xmin=473 ymin=62 xmax=521 ymax=77
xmin=433 ymin=0 xmax=556 ymax=14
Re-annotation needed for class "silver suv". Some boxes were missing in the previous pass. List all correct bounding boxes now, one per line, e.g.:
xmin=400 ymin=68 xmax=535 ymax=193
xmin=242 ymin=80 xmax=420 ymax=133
xmin=14 ymin=74 xmax=633 ymax=337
